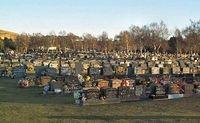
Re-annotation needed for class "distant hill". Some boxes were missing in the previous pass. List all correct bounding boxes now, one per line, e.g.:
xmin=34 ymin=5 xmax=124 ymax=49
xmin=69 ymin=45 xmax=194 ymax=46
xmin=0 ymin=29 xmax=18 ymax=41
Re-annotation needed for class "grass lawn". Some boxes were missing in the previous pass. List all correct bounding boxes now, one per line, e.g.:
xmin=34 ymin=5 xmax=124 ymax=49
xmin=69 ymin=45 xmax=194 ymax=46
xmin=0 ymin=78 xmax=200 ymax=123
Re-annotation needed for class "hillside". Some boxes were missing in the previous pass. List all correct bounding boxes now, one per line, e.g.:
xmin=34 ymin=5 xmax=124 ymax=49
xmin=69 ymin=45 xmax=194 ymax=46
xmin=0 ymin=29 xmax=18 ymax=40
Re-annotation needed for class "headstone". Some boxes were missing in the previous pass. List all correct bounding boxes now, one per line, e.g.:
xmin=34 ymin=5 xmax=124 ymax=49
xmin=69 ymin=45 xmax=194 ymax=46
xmin=121 ymin=79 xmax=130 ymax=87
xmin=69 ymin=60 xmax=76 ymax=69
xmin=11 ymin=66 xmax=26 ymax=79
xmin=188 ymin=63 xmax=194 ymax=68
xmin=182 ymin=67 xmax=190 ymax=74
xmin=170 ymin=84 xmax=180 ymax=94
xmin=118 ymin=86 xmax=131 ymax=98
xmin=43 ymin=60 xmax=51 ymax=66
xmin=89 ymin=67 xmax=101 ymax=75
xmin=84 ymin=87 xmax=100 ymax=99
xmin=179 ymin=60 xmax=186 ymax=68
xmin=134 ymin=67 xmax=146 ymax=75
xmin=184 ymin=84 xmax=194 ymax=95
xmin=172 ymin=67 xmax=181 ymax=74
xmin=115 ymin=65 xmax=126 ymax=75
xmin=100 ymin=88 xmax=118 ymax=98
xmin=49 ymin=80 xmax=63 ymax=91
xmin=158 ymin=63 xmax=164 ymax=68
xmin=33 ymin=60 xmax=43 ymax=66
xmin=40 ymin=76 xmax=52 ymax=85
xmin=190 ymin=67 xmax=198 ymax=74
xmin=140 ymin=63 xmax=147 ymax=69
xmin=151 ymin=67 xmax=160 ymax=74
xmin=103 ymin=65 xmax=113 ymax=76
xmin=61 ymin=67 xmax=71 ymax=76
xmin=49 ymin=61 xmax=58 ymax=69
xmin=162 ymin=67 xmax=170 ymax=74
xmin=165 ymin=60 xmax=172 ymax=65
xmin=111 ymin=79 xmax=122 ymax=89
xmin=98 ymin=79 xmax=109 ymax=88
xmin=147 ymin=61 xmax=154 ymax=67
xmin=135 ymin=85 xmax=143 ymax=96
xmin=75 ymin=61 xmax=82 ymax=76
xmin=127 ymin=66 xmax=134 ymax=77
xmin=156 ymin=84 xmax=165 ymax=95
xmin=106 ymin=88 xmax=118 ymax=98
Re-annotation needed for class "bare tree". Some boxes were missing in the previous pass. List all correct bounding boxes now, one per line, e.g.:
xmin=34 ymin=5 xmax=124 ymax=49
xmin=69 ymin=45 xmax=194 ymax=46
xmin=129 ymin=25 xmax=143 ymax=52
xmin=66 ymin=33 xmax=80 ymax=50
xmin=16 ymin=33 xmax=30 ymax=53
xmin=98 ymin=32 xmax=109 ymax=52
xmin=118 ymin=31 xmax=132 ymax=52
xmin=182 ymin=20 xmax=200 ymax=53
xmin=82 ymin=33 xmax=97 ymax=51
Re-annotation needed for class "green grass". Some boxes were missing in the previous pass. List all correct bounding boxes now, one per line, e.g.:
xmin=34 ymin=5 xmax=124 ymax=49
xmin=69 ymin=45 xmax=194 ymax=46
xmin=0 ymin=78 xmax=200 ymax=123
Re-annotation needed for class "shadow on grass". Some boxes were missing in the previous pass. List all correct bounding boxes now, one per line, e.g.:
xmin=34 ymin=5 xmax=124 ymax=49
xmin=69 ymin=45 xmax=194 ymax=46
xmin=0 ymin=78 xmax=74 ymax=105
xmin=47 ymin=115 xmax=200 ymax=120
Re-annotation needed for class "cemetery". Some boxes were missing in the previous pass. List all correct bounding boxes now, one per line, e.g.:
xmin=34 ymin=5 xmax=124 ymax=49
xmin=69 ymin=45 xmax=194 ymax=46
xmin=0 ymin=51 xmax=199 ymax=106
xmin=1 ymin=0 xmax=200 ymax=122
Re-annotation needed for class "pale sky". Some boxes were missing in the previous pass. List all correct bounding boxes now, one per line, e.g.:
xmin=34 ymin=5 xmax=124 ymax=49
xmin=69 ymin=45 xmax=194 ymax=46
xmin=0 ymin=0 xmax=200 ymax=37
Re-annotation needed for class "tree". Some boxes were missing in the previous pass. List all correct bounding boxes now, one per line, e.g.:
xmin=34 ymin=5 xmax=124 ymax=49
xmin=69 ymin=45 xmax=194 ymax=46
xmin=16 ymin=33 xmax=30 ymax=53
xmin=168 ymin=37 xmax=177 ymax=54
xmin=147 ymin=21 xmax=169 ymax=53
xmin=182 ymin=20 xmax=200 ymax=53
xmin=66 ymin=33 xmax=80 ymax=50
xmin=1 ymin=20 xmax=197 ymax=54
xmin=3 ymin=37 xmax=16 ymax=51
xmin=49 ymin=31 xmax=57 ymax=46
xmin=82 ymin=33 xmax=97 ymax=51
xmin=0 ymin=38 xmax=4 ymax=51
xmin=129 ymin=25 xmax=143 ymax=52
xmin=58 ymin=30 xmax=67 ymax=50
xmin=98 ymin=32 xmax=114 ymax=52
xmin=174 ymin=28 xmax=184 ymax=54
xmin=118 ymin=31 xmax=132 ymax=52
xmin=29 ymin=33 xmax=45 ymax=51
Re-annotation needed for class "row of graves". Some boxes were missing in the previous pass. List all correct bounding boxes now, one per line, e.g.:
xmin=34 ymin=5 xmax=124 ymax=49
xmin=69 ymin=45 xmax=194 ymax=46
xmin=0 ymin=59 xmax=27 ymax=79
xmin=15 ymin=55 xmax=199 ymax=98
xmin=14 ymin=63 xmax=200 ymax=104
xmin=0 ymin=57 xmax=77 ymax=90
xmin=0 ymin=58 xmax=68 ymax=78
xmin=74 ymin=74 xmax=200 ymax=106
xmin=132 ymin=58 xmax=200 ymax=75
xmin=72 ymin=58 xmax=200 ymax=105
xmin=73 ymin=58 xmax=200 ymax=78
xmin=2 ymin=52 xmax=198 ymax=78
xmin=17 ymin=65 xmax=82 ymax=95
xmin=0 ymin=52 xmax=199 ymax=106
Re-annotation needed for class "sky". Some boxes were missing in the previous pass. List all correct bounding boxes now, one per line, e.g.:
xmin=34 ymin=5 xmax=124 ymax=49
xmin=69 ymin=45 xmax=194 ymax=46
xmin=0 ymin=0 xmax=200 ymax=38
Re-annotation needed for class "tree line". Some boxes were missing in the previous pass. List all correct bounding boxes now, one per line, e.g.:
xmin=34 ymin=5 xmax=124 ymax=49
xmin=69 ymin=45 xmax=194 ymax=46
xmin=0 ymin=20 xmax=200 ymax=54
